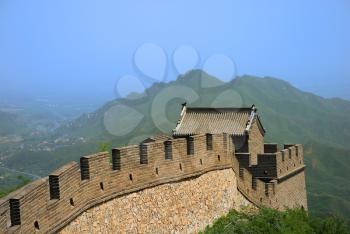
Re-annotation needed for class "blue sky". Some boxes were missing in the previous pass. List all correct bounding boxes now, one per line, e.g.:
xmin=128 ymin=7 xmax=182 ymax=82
xmin=0 ymin=0 xmax=349 ymax=102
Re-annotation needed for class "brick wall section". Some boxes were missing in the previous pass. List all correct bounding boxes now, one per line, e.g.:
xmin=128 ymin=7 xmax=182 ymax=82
xmin=251 ymin=154 xmax=277 ymax=178
xmin=59 ymin=169 xmax=253 ymax=234
xmin=234 ymin=144 xmax=307 ymax=210
xmin=276 ymin=145 xmax=304 ymax=178
xmin=264 ymin=143 xmax=279 ymax=153
xmin=275 ymin=171 xmax=308 ymax=209
xmin=247 ymin=120 xmax=264 ymax=165
xmin=0 ymin=133 xmax=233 ymax=234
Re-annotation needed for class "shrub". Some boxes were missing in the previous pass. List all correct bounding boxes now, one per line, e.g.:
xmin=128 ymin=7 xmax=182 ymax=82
xmin=200 ymin=208 xmax=349 ymax=234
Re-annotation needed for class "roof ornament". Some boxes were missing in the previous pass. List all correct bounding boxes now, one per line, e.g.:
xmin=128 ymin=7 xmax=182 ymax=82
xmin=245 ymin=105 xmax=256 ymax=131
xmin=173 ymin=102 xmax=187 ymax=133
xmin=180 ymin=102 xmax=187 ymax=116
xmin=251 ymin=104 xmax=257 ymax=112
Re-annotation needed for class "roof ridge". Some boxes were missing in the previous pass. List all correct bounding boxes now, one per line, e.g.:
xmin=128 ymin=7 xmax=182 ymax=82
xmin=187 ymin=106 xmax=252 ymax=109
xmin=186 ymin=107 xmax=253 ymax=113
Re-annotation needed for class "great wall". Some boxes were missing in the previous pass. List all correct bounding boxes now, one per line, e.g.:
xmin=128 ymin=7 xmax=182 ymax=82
xmin=0 ymin=106 xmax=307 ymax=233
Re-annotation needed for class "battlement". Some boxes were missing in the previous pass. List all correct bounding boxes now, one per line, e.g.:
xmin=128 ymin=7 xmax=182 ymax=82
xmin=0 ymin=133 xmax=233 ymax=234
xmin=234 ymin=144 xmax=306 ymax=209
xmin=0 ymin=134 xmax=307 ymax=233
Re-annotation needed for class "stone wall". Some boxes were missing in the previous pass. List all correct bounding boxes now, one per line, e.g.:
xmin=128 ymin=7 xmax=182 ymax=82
xmin=275 ymin=171 xmax=307 ymax=209
xmin=59 ymin=169 xmax=252 ymax=234
xmin=247 ymin=120 xmax=264 ymax=165
xmin=234 ymin=144 xmax=307 ymax=210
xmin=0 ymin=131 xmax=307 ymax=233
xmin=0 ymin=133 xmax=234 ymax=233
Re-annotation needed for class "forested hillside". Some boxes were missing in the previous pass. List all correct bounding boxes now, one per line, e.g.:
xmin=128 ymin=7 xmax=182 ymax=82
xmin=2 ymin=70 xmax=350 ymax=224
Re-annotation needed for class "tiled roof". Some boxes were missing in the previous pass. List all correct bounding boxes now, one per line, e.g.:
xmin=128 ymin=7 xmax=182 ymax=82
xmin=172 ymin=106 xmax=264 ymax=136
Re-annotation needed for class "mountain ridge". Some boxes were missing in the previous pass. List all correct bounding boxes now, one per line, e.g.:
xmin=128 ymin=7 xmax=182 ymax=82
xmin=2 ymin=70 xmax=350 ymax=223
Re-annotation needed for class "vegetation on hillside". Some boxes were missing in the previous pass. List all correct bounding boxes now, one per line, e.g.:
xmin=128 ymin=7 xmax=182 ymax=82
xmin=0 ymin=175 xmax=31 ymax=198
xmin=201 ymin=208 xmax=349 ymax=234
xmin=0 ymin=111 xmax=25 ymax=135
xmin=98 ymin=142 xmax=111 ymax=152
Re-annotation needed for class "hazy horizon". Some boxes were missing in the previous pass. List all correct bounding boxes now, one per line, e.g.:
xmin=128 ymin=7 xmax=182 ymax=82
xmin=1 ymin=0 xmax=349 ymax=104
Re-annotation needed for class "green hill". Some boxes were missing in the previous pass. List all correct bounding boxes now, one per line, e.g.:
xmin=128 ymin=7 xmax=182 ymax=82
xmin=201 ymin=208 xmax=349 ymax=234
xmin=2 ymin=70 xmax=350 ymax=223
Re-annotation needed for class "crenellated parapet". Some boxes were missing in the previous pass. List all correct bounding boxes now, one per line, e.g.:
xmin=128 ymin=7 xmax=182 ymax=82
xmin=234 ymin=144 xmax=306 ymax=209
xmin=0 ymin=135 xmax=307 ymax=233
xmin=0 ymin=133 xmax=233 ymax=234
